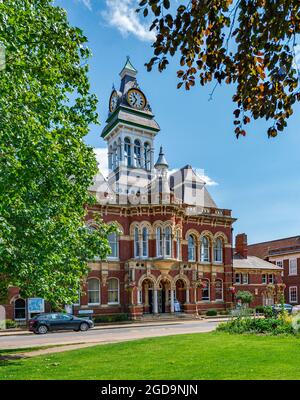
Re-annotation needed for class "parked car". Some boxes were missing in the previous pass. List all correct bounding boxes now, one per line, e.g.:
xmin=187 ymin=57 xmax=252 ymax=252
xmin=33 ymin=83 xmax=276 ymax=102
xmin=28 ymin=313 xmax=94 ymax=334
xmin=271 ymin=303 xmax=293 ymax=316
xmin=292 ymin=305 xmax=300 ymax=314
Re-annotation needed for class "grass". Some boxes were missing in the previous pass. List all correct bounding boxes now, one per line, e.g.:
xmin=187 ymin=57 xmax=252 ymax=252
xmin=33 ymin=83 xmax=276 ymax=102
xmin=0 ymin=343 xmax=85 ymax=356
xmin=1 ymin=332 xmax=300 ymax=380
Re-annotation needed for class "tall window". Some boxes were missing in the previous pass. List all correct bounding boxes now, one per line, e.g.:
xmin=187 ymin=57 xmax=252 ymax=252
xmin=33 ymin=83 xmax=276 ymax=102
xmin=188 ymin=235 xmax=196 ymax=261
xmin=176 ymin=230 xmax=181 ymax=260
xmin=165 ymin=227 xmax=172 ymax=258
xmin=142 ymin=227 xmax=149 ymax=257
xmin=108 ymin=278 xmax=119 ymax=304
xmin=108 ymin=145 xmax=113 ymax=170
xmin=268 ymin=274 xmax=274 ymax=284
xmin=214 ymin=238 xmax=223 ymax=263
xmin=202 ymin=280 xmax=210 ymax=301
xmin=14 ymin=298 xmax=26 ymax=320
xmin=201 ymin=236 xmax=210 ymax=262
xmin=108 ymin=232 xmax=119 ymax=259
xmin=289 ymin=286 xmax=298 ymax=303
xmin=215 ymin=279 xmax=223 ymax=301
xmin=289 ymin=259 xmax=297 ymax=275
xmin=124 ymin=137 xmax=132 ymax=167
xmin=242 ymin=273 xmax=249 ymax=284
xmin=144 ymin=142 xmax=151 ymax=170
xmin=134 ymin=227 xmax=140 ymax=258
xmin=112 ymin=141 xmax=118 ymax=169
xmin=262 ymin=274 xmax=267 ymax=284
xmin=134 ymin=139 xmax=142 ymax=168
xmin=156 ymin=227 xmax=163 ymax=257
xmin=88 ymin=279 xmax=100 ymax=305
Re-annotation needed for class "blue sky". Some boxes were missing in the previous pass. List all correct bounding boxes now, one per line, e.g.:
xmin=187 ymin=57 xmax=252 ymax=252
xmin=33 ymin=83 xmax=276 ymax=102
xmin=56 ymin=0 xmax=300 ymax=244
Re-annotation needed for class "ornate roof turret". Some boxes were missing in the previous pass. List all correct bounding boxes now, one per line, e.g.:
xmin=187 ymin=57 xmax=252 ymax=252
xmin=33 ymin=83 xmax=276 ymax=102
xmin=119 ymin=56 xmax=137 ymax=79
xmin=155 ymin=146 xmax=169 ymax=170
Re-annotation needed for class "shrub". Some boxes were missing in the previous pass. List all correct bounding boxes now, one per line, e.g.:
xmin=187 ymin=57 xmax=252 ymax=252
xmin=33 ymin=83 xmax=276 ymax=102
xmin=255 ymin=306 xmax=265 ymax=314
xmin=217 ymin=316 xmax=294 ymax=335
xmin=5 ymin=319 xmax=17 ymax=329
xmin=263 ymin=306 xmax=274 ymax=318
xmin=93 ymin=314 xmax=129 ymax=324
xmin=206 ymin=309 xmax=217 ymax=316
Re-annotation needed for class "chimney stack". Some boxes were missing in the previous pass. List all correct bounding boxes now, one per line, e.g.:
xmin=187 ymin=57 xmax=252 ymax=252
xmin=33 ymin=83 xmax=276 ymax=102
xmin=235 ymin=233 xmax=248 ymax=258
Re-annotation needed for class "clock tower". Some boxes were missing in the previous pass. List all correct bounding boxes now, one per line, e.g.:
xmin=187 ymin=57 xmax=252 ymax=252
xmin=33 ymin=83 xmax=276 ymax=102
xmin=101 ymin=58 xmax=160 ymax=197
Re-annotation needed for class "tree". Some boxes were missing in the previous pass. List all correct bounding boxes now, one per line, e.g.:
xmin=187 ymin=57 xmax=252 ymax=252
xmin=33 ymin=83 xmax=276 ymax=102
xmin=0 ymin=0 xmax=114 ymax=308
xmin=138 ymin=0 xmax=300 ymax=137
xmin=236 ymin=290 xmax=254 ymax=307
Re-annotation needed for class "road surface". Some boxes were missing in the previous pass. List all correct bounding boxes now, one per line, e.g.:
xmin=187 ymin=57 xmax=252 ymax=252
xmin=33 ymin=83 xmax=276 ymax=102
xmin=0 ymin=320 xmax=221 ymax=350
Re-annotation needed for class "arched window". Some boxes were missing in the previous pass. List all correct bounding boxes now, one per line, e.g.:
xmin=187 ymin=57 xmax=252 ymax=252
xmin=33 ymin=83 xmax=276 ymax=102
xmin=124 ymin=137 xmax=132 ymax=167
xmin=112 ymin=141 xmax=118 ymax=169
xmin=134 ymin=139 xmax=142 ymax=168
xmin=88 ymin=279 xmax=100 ymax=305
xmin=142 ymin=227 xmax=149 ymax=257
xmin=188 ymin=235 xmax=196 ymax=261
xmin=134 ymin=226 xmax=140 ymax=258
xmin=144 ymin=142 xmax=151 ymax=170
xmin=108 ymin=232 xmax=119 ymax=259
xmin=108 ymin=278 xmax=119 ymax=304
xmin=215 ymin=279 xmax=223 ymax=301
xmin=156 ymin=227 xmax=163 ymax=257
xmin=202 ymin=279 xmax=210 ymax=301
xmin=176 ymin=230 xmax=181 ymax=260
xmin=14 ymin=298 xmax=26 ymax=320
xmin=165 ymin=227 xmax=172 ymax=258
xmin=201 ymin=236 xmax=210 ymax=262
xmin=214 ymin=238 xmax=223 ymax=263
xmin=108 ymin=145 xmax=113 ymax=170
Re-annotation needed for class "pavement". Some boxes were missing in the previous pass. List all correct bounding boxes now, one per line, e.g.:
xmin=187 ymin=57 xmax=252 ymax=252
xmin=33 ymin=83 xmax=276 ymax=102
xmin=0 ymin=319 xmax=223 ymax=357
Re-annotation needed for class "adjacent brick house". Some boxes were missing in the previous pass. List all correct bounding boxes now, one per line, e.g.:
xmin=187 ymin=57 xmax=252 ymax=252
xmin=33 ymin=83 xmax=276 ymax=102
xmin=233 ymin=234 xmax=284 ymax=307
xmin=248 ymin=236 xmax=300 ymax=305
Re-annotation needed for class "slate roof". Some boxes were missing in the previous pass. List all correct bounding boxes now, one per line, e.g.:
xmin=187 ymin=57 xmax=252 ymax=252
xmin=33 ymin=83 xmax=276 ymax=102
xmin=233 ymin=254 xmax=283 ymax=270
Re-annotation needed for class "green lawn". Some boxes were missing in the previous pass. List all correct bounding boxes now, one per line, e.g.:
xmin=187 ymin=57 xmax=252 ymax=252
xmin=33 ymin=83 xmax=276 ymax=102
xmin=1 ymin=332 xmax=300 ymax=380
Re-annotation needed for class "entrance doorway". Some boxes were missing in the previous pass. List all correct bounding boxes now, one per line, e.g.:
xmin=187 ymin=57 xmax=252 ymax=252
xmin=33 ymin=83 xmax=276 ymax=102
xmin=14 ymin=298 xmax=26 ymax=320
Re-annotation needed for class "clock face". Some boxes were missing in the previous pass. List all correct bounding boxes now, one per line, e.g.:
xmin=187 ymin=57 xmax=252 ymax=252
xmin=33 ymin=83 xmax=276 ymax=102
xmin=127 ymin=88 xmax=146 ymax=110
xmin=109 ymin=91 xmax=118 ymax=112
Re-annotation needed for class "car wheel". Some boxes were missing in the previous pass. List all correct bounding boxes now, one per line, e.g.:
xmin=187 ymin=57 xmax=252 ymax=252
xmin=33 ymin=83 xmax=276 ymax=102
xmin=79 ymin=322 xmax=89 ymax=332
xmin=37 ymin=325 xmax=48 ymax=334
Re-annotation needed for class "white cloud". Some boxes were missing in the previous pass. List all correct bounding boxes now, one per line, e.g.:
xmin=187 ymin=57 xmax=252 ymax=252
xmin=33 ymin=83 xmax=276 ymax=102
xmin=93 ymin=147 xmax=218 ymax=186
xmin=101 ymin=0 xmax=156 ymax=42
xmin=77 ymin=0 xmax=92 ymax=10
xmin=94 ymin=147 xmax=109 ymax=178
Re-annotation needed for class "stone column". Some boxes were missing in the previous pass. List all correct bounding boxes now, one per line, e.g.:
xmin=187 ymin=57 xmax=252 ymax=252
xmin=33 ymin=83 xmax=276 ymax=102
xmin=186 ymin=287 xmax=190 ymax=304
xmin=153 ymin=288 xmax=158 ymax=314
xmin=170 ymin=289 xmax=175 ymax=313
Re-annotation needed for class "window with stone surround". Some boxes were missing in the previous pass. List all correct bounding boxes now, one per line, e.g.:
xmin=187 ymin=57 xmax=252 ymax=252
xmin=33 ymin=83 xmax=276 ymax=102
xmin=108 ymin=278 xmax=119 ymax=304
xmin=142 ymin=227 xmax=149 ymax=258
xmin=88 ymin=279 xmax=100 ymax=305
xmin=202 ymin=279 xmax=210 ymax=301
xmin=108 ymin=232 xmax=119 ymax=259
xmin=289 ymin=259 xmax=297 ymax=276
xmin=215 ymin=279 xmax=223 ymax=301
xmin=214 ymin=238 xmax=223 ymax=263
xmin=242 ymin=273 xmax=249 ymax=284
xmin=289 ymin=286 xmax=298 ymax=303
xmin=134 ymin=226 xmax=140 ymax=258
xmin=188 ymin=234 xmax=196 ymax=261
xmin=200 ymin=236 xmax=210 ymax=262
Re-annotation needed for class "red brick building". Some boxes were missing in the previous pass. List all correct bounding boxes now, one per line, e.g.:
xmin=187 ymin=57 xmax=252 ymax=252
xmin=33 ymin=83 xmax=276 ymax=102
xmin=248 ymin=236 xmax=300 ymax=305
xmin=233 ymin=234 xmax=284 ymax=307
xmin=2 ymin=59 xmax=282 ymax=322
